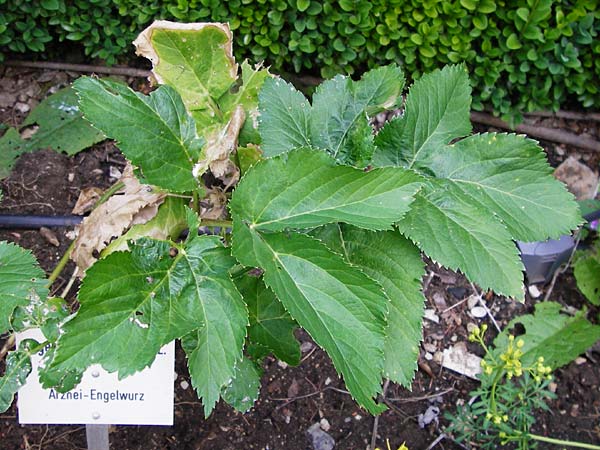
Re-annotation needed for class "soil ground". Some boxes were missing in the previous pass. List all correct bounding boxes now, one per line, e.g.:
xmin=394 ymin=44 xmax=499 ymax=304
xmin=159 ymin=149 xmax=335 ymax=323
xmin=1 ymin=65 xmax=599 ymax=450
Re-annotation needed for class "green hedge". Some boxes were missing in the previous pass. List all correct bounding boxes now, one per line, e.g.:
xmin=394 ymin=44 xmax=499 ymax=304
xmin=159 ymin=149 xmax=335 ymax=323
xmin=1 ymin=0 xmax=599 ymax=120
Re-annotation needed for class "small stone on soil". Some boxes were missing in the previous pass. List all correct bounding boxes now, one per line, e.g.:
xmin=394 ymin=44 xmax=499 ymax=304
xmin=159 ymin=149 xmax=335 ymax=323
xmin=180 ymin=380 xmax=189 ymax=390
xmin=470 ymin=306 xmax=487 ymax=318
xmin=277 ymin=360 xmax=288 ymax=369
xmin=300 ymin=341 xmax=314 ymax=353
xmin=424 ymin=309 xmax=440 ymax=323
xmin=306 ymin=422 xmax=335 ymax=450
xmin=319 ymin=418 xmax=331 ymax=432
xmin=528 ymin=284 xmax=542 ymax=298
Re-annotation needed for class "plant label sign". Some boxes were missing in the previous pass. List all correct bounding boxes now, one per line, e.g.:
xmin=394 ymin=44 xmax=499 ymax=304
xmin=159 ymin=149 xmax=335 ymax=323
xmin=16 ymin=329 xmax=175 ymax=425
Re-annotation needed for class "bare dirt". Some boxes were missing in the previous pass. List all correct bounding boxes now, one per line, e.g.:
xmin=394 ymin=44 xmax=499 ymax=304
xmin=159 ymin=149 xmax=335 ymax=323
xmin=1 ymin=65 xmax=599 ymax=450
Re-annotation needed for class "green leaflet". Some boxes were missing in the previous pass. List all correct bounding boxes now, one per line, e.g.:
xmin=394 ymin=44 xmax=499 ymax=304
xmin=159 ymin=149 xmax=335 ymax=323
xmin=574 ymin=243 xmax=600 ymax=305
xmin=222 ymin=357 xmax=262 ymax=413
xmin=0 ymin=241 xmax=48 ymax=334
xmin=0 ymin=340 xmax=36 ymax=413
xmin=427 ymin=133 xmax=581 ymax=241
xmin=46 ymin=229 xmax=247 ymax=409
xmin=0 ymin=87 xmax=104 ymax=181
xmin=232 ymin=219 xmax=387 ymax=414
xmin=235 ymin=274 xmax=300 ymax=365
xmin=0 ymin=128 xmax=23 ymax=180
xmin=259 ymin=65 xmax=404 ymax=165
xmin=74 ymin=77 xmax=203 ymax=192
xmin=19 ymin=86 xmax=105 ymax=155
xmin=312 ymin=224 xmax=425 ymax=386
xmin=229 ymin=148 xmax=423 ymax=232
xmin=11 ymin=297 xmax=69 ymax=342
xmin=493 ymin=302 xmax=600 ymax=369
xmin=371 ymin=65 xmax=579 ymax=298
xmin=397 ymin=180 xmax=525 ymax=299
xmin=257 ymin=77 xmax=311 ymax=157
xmin=373 ymin=65 xmax=472 ymax=170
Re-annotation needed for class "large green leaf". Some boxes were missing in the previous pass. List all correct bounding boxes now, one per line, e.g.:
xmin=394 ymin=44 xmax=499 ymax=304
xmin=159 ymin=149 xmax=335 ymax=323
xmin=222 ymin=357 xmax=262 ymax=413
xmin=259 ymin=65 xmax=404 ymax=166
xmin=0 ymin=340 xmax=35 ymax=413
xmin=427 ymin=133 xmax=580 ymax=241
xmin=397 ymin=181 xmax=525 ymax=299
xmin=313 ymin=224 xmax=425 ymax=386
xmin=74 ymin=77 xmax=203 ymax=192
xmin=370 ymin=65 xmax=580 ymax=298
xmin=232 ymin=219 xmax=387 ymax=414
xmin=230 ymin=148 xmax=423 ymax=232
xmin=258 ymin=77 xmax=311 ymax=157
xmin=0 ymin=241 xmax=48 ymax=334
xmin=493 ymin=302 xmax=600 ymax=369
xmin=46 ymin=225 xmax=247 ymax=411
xmin=574 ymin=243 xmax=600 ymax=306
xmin=135 ymin=22 xmax=237 ymax=129
xmin=373 ymin=65 xmax=471 ymax=170
xmin=20 ymin=86 xmax=105 ymax=155
xmin=235 ymin=274 xmax=300 ymax=365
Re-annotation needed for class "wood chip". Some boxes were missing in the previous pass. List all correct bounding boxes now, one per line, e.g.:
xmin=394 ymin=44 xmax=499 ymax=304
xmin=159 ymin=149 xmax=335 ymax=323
xmin=39 ymin=227 xmax=59 ymax=247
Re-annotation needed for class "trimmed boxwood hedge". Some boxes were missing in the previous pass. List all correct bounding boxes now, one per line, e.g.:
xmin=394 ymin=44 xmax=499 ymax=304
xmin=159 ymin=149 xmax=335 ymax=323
xmin=1 ymin=0 xmax=598 ymax=120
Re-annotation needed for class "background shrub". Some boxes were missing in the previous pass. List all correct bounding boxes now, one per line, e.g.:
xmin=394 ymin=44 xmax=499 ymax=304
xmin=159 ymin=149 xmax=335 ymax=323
xmin=1 ymin=0 xmax=598 ymax=120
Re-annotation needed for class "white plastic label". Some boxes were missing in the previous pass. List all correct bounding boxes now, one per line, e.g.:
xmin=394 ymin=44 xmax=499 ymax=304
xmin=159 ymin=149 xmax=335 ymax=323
xmin=17 ymin=329 xmax=175 ymax=425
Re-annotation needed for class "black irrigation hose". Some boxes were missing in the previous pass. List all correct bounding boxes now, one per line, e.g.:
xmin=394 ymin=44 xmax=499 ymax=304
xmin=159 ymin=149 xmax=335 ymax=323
xmin=0 ymin=209 xmax=597 ymax=230
xmin=0 ymin=214 xmax=83 ymax=229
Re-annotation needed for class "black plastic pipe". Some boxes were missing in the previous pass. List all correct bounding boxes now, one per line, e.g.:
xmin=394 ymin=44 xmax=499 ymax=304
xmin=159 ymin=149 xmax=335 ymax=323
xmin=0 ymin=214 xmax=83 ymax=229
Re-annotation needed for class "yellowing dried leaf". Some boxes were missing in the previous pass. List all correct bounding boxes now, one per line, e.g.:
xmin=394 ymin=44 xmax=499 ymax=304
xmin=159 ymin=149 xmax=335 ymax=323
xmin=200 ymin=188 xmax=228 ymax=220
xmin=71 ymin=164 xmax=165 ymax=272
xmin=71 ymin=187 xmax=103 ymax=215
xmin=194 ymin=106 xmax=245 ymax=184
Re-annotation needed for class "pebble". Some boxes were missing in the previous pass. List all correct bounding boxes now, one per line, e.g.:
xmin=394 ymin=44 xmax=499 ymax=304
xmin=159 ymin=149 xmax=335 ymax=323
xmin=424 ymin=309 xmax=440 ymax=323
xmin=574 ymin=357 xmax=587 ymax=365
xmin=306 ymin=423 xmax=335 ymax=450
xmin=424 ymin=352 xmax=433 ymax=361
xmin=354 ymin=414 xmax=362 ymax=421
xmin=180 ymin=380 xmax=189 ymax=390
xmin=324 ymin=377 xmax=332 ymax=386
xmin=467 ymin=295 xmax=479 ymax=309
xmin=423 ymin=343 xmax=437 ymax=353
xmin=528 ymin=285 xmax=542 ymax=298
xmin=470 ymin=306 xmax=487 ymax=318
xmin=319 ymin=418 xmax=331 ymax=432
xmin=14 ymin=102 xmax=30 ymax=113
xmin=344 ymin=417 xmax=351 ymax=423
xmin=300 ymin=341 xmax=314 ymax=353
xmin=277 ymin=361 xmax=288 ymax=369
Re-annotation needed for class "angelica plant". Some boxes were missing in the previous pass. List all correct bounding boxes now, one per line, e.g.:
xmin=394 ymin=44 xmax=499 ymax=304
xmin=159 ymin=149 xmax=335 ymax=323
xmin=0 ymin=21 xmax=582 ymax=416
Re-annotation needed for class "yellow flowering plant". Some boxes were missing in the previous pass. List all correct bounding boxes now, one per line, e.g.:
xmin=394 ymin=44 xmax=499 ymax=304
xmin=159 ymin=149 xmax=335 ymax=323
xmin=447 ymin=325 xmax=600 ymax=449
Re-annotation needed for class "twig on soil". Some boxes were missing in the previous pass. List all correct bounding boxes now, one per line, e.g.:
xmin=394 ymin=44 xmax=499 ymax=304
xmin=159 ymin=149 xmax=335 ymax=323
xmin=5 ymin=60 xmax=151 ymax=78
xmin=272 ymin=386 xmax=350 ymax=410
xmin=37 ymin=427 xmax=85 ymax=447
xmin=0 ymin=334 xmax=16 ymax=360
xmin=369 ymin=379 xmax=390 ymax=450
xmin=469 ymin=283 xmax=501 ymax=333
xmin=441 ymin=295 xmax=471 ymax=314
xmin=422 ymin=271 xmax=435 ymax=292
xmin=471 ymin=111 xmax=600 ymax=152
xmin=387 ymin=387 xmax=454 ymax=403
xmin=60 ymin=267 xmax=79 ymax=299
xmin=425 ymin=433 xmax=447 ymax=450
